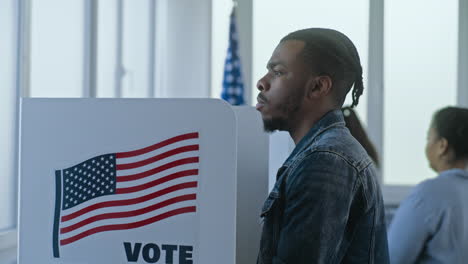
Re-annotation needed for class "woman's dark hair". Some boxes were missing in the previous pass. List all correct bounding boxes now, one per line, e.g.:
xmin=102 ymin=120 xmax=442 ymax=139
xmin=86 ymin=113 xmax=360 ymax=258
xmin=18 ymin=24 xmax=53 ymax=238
xmin=432 ymin=106 xmax=468 ymax=160
xmin=342 ymin=106 xmax=379 ymax=167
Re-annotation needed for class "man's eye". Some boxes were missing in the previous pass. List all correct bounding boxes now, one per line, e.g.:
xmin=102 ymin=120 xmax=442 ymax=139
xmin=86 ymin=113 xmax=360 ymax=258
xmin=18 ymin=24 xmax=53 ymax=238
xmin=273 ymin=70 xmax=283 ymax=76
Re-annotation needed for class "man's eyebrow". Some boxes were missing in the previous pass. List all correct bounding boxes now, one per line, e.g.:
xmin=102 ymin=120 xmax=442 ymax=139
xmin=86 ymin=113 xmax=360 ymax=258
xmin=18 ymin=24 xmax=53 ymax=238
xmin=267 ymin=61 xmax=286 ymax=69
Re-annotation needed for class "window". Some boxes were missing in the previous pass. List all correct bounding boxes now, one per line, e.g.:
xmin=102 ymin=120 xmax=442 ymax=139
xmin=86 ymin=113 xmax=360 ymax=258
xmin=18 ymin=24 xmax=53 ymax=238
xmin=383 ymin=0 xmax=458 ymax=185
xmin=29 ymin=0 xmax=85 ymax=97
xmin=97 ymin=0 xmax=156 ymax=98
xmin=96 ymin=0 xmax=118 ymax=97
xmin=121 ymin=0 xmax=155 ymax=97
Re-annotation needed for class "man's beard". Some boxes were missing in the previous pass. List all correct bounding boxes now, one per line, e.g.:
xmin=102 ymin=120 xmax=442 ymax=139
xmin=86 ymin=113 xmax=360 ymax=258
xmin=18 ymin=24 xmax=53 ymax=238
xmin=262 ymin=101 xmax=301 ymax=132
xmin=262 ymin=117 xmax=289 ymax=132
xmin=259 ymin=87 xmax=304 ymax=132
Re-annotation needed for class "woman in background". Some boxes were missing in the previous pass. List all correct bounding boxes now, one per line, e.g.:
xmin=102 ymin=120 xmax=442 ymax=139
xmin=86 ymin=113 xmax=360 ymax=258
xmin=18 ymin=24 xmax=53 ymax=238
xmin=342 ymin=106 xmax=380 ymax=167
xmin=388 ymin=106 xmax=468 ymax=264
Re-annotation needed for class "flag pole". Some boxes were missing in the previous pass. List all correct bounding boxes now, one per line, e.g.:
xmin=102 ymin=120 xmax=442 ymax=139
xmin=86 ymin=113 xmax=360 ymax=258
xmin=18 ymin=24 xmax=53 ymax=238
xmin=231 ymin=1 xmax=237 ymax=16
xmin=52 ymin=170 xmax=62 ymax=258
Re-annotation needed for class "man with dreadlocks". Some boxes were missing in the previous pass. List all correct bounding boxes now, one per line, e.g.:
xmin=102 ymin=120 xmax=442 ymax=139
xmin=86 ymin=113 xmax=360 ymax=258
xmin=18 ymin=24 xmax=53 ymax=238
xmin=255 ymin=28 xmax=389 ymax=264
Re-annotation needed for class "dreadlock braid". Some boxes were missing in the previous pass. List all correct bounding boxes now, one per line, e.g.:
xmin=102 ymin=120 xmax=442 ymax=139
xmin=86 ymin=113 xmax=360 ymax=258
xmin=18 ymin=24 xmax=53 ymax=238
xmin=351 ymin=66 xmax=364 ymax=108
xmin=346 ymin=38 xmax=364 ymax=108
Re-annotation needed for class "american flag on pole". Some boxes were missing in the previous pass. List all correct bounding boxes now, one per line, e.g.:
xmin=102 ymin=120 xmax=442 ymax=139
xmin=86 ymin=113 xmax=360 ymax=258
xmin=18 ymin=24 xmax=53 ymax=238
xmin=53 ymin=132 xmax=200 ymax=258
xmin=221 ymin=6 xmax=245 ymax=105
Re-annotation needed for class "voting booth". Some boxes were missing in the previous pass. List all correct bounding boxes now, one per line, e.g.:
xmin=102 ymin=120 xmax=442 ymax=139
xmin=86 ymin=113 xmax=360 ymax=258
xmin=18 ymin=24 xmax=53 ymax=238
xmin=18 ymin=99 xmax=269 ymax=264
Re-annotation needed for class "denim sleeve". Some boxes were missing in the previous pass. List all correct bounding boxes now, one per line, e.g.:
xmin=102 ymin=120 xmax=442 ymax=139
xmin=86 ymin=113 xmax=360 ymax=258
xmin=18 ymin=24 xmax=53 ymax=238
xmin=387 ymin=181 xmax=439 ymax=264
xmin=275 ymin=151 xmax=358 ymax=264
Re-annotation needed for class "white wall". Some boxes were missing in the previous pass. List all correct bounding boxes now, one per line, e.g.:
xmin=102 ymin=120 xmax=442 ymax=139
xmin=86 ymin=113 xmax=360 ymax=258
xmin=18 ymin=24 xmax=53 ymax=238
xmin=268 ymin=132 xmax=294 ymax=191
xmin=156 ymin=0 xmax=212 ymax=98
xmin=0 ymin=0 xmax=18 ymax=231
xmin=29 ymin=0 xmax=85 ymax=97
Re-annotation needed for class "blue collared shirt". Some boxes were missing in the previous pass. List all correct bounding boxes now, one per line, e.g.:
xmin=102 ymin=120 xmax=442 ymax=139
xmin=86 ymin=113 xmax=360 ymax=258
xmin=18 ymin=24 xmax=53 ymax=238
xmin=388 ymin=168 xmax=468 ymax=264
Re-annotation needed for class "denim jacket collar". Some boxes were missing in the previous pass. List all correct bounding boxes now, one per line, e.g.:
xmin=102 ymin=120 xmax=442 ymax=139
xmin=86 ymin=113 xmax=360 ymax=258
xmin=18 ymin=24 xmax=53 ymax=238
xmin=283 ymin=109 xmax=345 ymax=168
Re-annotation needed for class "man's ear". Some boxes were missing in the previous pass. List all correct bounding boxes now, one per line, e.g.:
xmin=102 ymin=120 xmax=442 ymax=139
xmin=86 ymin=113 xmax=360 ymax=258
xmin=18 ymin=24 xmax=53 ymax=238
xmin=305 ymin=75 xmax=333 ymax=99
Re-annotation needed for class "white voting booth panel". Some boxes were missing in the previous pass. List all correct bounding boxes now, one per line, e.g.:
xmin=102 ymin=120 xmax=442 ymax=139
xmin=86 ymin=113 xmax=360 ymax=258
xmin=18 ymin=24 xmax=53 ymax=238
xmin=268 ymin=132 xmax=294 ymax=191
xmin=19 ymin=99 xmax=240 ymax=264
xmin=232 ymin=107 xmax=269 ymax=264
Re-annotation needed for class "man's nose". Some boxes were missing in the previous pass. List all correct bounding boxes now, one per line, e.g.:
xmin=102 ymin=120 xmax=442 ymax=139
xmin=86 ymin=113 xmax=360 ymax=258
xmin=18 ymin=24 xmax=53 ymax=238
xmin=256 ymin=75 xmax=269 ymax=91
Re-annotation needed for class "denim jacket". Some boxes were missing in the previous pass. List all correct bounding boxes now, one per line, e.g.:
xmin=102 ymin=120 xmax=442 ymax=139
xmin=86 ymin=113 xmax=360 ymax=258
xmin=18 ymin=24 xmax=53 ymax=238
xmin=257 ymin=110 xmax=389 ymax=264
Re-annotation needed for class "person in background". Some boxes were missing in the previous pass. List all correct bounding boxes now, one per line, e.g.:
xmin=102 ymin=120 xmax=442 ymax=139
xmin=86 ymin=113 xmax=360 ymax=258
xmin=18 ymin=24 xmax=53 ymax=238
xmin=388 ymin=106 xmax=468 ymax=264
xmin=342 ymin=106 xmax=380 ymax=167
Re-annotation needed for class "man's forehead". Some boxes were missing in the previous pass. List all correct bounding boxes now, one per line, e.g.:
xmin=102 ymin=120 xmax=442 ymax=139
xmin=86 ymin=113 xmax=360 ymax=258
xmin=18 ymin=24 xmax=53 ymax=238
xmin=269 ymin=40 xmax=306 ymax=65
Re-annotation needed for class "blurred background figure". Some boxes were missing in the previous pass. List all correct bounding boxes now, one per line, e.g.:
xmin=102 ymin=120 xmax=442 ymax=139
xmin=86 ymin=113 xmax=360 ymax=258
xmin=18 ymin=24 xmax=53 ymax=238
xmin=342 ymin=106 xmax=380 ymax=167
xmin=388 ymin=106 xmax=468 ymax=264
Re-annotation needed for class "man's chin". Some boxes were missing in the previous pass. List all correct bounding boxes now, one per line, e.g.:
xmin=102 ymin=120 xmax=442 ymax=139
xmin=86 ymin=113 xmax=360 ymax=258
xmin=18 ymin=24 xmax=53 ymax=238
xmin=262 ymin=117 xmax=287 ymax=133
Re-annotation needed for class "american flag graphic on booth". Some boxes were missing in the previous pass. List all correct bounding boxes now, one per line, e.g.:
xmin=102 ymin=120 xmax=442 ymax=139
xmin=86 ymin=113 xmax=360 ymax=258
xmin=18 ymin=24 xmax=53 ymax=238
xmin=53 ymin=132 xmax=200 ymax=258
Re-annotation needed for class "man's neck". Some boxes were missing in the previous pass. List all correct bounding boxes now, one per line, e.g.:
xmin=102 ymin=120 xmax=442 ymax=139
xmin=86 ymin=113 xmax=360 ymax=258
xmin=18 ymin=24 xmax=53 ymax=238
xmin=288 ymin=108 xmax=333 ymax=145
